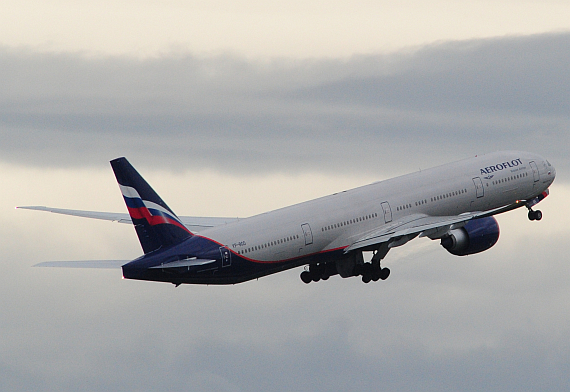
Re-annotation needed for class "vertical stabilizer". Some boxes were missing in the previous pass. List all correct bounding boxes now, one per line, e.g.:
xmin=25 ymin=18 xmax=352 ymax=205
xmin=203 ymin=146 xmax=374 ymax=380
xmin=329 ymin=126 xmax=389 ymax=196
xmin=110 ymin=158 xmax=192 ymax=254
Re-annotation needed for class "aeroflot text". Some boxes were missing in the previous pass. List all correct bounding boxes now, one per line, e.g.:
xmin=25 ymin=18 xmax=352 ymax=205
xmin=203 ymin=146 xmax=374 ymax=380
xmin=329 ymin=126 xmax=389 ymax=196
xmin=480 ymin=158 xmax=523 ymax=175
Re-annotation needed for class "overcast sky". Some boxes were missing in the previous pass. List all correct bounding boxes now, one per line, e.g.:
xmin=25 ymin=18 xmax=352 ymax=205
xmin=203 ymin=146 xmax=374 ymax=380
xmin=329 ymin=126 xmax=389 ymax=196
xmin=1 ymin=1 xmax=569 ymax=391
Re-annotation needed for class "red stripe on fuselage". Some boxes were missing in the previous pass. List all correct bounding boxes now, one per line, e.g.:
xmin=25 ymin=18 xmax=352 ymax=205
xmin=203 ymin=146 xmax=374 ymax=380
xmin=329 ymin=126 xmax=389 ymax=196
xmin=191 ymin=232 xmax=348 ymax=265
xmin=235 ymin=245 xmax=348 ymax=264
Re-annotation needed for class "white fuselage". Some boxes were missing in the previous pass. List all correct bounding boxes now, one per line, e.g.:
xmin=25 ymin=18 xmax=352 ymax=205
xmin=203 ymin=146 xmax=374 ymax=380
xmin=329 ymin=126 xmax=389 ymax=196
xmin=200 ymin=151 xmax=555 ymax=263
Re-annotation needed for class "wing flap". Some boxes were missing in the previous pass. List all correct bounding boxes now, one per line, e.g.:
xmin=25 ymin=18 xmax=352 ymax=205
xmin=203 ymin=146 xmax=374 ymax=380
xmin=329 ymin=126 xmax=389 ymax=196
xmin=345 ymin=214 xmax=472 ymax=252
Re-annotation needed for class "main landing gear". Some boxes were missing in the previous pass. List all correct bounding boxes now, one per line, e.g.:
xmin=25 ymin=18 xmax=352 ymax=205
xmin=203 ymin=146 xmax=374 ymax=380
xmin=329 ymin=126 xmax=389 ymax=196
xmin=300 ymin=262 xmax=336 ymax=284
xmin=299 ymin=263 xmax=390 ymax=284
xmin=527 ymin=208 xmax=542 ymax=221
xmin=300 ymin=247 xmax=391 ymax=284
xmin=358 ymin=245 xmax=391 ymax=284
xmin=357 ymin=262 xmax=390 ymax=284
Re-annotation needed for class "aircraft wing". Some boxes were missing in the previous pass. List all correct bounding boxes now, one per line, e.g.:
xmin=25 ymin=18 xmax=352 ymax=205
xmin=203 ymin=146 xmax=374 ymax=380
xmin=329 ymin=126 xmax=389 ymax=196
xmin=17 ymin=206 xmax=133 ymax=223
xmin=345 ymin=200 xmax=528 ymax=253
xmin=16 ymin=206 xmax=240 ymax=232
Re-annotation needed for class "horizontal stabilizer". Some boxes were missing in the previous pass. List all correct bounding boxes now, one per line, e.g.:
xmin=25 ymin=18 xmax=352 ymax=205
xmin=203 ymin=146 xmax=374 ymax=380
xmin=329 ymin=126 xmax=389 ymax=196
xmin=33 ymin=260 xmax=129 ymax=268
xmin=149 ymin=258 xmax=216 ymax=269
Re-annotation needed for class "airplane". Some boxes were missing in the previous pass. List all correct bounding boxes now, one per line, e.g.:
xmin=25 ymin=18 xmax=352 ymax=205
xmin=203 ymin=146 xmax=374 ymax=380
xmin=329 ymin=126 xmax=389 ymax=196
xmin=18 ymin=151 xmax=556 ymax=286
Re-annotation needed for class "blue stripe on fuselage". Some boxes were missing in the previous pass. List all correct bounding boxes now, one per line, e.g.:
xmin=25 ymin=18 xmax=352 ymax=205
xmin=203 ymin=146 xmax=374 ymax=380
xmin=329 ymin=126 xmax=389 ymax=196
xmin=121 ymin=234 xmax=344 ymax=285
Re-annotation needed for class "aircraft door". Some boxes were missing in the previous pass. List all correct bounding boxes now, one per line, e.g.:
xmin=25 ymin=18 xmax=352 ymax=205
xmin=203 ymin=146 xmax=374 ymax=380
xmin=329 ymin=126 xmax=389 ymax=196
xmin=530 ymin=161 xmax=540 ymax=182
xmin=473 ymin=177 xmax=484 ymax=198
xmin=220 ymin=246 xmax=231 ymax=267
xmin=301 ymin=223 xmax=313 ymax=245
xmin=381 ymin=202 xmax=392 ymax=223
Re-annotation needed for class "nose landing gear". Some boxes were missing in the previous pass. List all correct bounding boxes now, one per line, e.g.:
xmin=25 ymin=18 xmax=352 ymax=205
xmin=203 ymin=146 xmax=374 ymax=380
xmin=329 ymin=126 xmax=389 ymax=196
xmin=526 ymin=192 xmax=548 ymax=221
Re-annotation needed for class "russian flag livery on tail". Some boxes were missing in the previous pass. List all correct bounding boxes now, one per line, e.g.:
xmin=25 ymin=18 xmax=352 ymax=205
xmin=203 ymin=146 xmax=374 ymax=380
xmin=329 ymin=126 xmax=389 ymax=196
xmin=111 ymin=158 xmax=192 ymax=254
xmin=21 ymin=151 xmax=556 ymax=286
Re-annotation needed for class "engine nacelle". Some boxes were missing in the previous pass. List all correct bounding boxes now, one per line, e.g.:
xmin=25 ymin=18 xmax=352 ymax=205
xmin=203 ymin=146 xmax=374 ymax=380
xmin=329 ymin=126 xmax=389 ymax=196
xmin=441 ymin=216 xmax=500 ymax=256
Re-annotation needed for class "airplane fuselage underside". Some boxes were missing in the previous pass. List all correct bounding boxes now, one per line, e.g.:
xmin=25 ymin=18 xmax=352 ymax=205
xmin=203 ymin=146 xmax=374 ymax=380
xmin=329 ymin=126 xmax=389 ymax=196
xmin=121 ymin=235 xmax=344 ymax=285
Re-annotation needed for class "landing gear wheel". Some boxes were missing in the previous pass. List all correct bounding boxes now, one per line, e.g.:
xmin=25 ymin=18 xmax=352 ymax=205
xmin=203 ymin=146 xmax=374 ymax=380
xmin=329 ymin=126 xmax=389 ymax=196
xmin=380 ymin=268 xmax=390 ymax=280
xmin=371 ymin=263 xmax=381 ymax=282
xmin=300 ymin=271 xmax=312 ymax=284
xmin=361 ymin=263 xmax=374 ymax=283
xmin=528 ymin=210 xmax=543 ymax=221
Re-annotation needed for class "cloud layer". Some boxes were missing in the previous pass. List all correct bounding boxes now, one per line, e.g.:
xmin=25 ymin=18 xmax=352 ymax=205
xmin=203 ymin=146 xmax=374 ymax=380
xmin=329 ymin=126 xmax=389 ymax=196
xmin=1 ymin=33 xmax=569 ymax=178
xmin=1 ymin=32 xmax=569 ymax=392
xmin=2 ymin=197 xmax=569 ymax=392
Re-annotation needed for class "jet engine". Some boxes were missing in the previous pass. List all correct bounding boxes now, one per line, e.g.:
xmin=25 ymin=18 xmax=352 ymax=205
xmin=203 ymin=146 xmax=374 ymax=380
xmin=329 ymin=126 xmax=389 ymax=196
xmin=440 ymin=216 xmax=500 ymax=256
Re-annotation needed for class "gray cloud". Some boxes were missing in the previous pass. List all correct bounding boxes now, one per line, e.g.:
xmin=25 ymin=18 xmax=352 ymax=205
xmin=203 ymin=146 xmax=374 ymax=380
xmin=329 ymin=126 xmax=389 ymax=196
xmin=2 ymin=32 xmax=569 ymax=392
xmin=298 ymin=34 xmax=570 ymax=115
xmin=1 ymin=33 xmax=569 ymax=178
xmin=2 ymin=224 xmax=570 ymax=392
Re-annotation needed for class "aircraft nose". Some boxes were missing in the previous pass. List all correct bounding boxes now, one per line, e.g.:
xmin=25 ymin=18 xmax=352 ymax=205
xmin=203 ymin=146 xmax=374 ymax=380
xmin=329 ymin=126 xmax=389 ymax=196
xmin=547 ymin=160 xmax=556 ymax=183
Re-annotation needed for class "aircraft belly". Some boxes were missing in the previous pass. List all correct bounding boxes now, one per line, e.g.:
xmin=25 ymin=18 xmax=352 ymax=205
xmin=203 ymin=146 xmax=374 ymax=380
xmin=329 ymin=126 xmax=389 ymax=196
xmin=123 ymin=253 xmax=316 ymax=285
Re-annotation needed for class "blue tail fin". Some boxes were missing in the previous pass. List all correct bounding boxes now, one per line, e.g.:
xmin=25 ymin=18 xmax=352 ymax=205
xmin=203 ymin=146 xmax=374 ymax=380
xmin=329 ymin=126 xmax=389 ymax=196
xmin=110 ymin=157 xmax=192 ymax=254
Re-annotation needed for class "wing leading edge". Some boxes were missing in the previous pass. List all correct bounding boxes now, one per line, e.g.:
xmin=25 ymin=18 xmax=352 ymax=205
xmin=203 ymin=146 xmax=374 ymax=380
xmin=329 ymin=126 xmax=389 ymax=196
xmin=345 ymin=198 xmax=534 ymax=253
xmin=16 ymin=206 xmax=240 ymax=232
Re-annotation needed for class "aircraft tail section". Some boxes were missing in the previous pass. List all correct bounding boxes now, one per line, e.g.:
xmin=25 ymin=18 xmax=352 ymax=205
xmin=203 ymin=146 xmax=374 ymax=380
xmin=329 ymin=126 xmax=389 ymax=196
xmin=110 ymin=157 xmax=192 ymax=254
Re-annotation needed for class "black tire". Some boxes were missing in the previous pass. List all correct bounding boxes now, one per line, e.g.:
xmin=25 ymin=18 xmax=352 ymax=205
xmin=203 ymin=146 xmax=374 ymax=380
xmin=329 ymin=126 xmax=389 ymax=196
xmin=371 ymin=265 xmax=381 ymax=281
xmin=300 ymin=271 xmax=312 ymax=284
xmin=528 ymin=211 xmax=536 ymax=221
xmin=535 ymin=210 xmax=543 ymax=221
xmin=380 ymin=268 xmax=390 ymax=280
